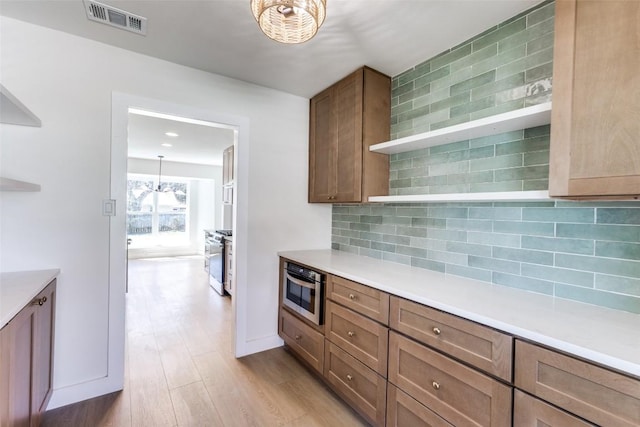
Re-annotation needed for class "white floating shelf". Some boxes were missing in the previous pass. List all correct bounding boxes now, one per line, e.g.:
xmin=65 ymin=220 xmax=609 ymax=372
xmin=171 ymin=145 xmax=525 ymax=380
xmin=0 ymin=84 xmax=42 ymax=127
xmin=371 ymin=102 xmax=552 ymax=155
xmin=0 ymin=177 xmax=41 ymax=192
xmin=368 ymin=190 xmax=550 ymax=203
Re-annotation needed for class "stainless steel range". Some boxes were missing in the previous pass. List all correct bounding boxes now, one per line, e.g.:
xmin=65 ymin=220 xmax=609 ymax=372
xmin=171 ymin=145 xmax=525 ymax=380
xmin=207 ymin=229 xmax=232 ymax=296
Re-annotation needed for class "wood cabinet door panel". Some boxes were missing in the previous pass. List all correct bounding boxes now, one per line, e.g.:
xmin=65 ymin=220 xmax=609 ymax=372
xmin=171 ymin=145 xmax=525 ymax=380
xmin=323 ymin=341 xmax=386 ymax=426
xmin=222 ymin=145 xmax=234 ymax=186
xmin=1 ymin=304 xmax=36 ymax=427
xmin=514 ymin=389 xmax=595 ymax=427
xmin=387 ymin=383 xmax=453 ymax=427
xmin=327 ymin=275 xmax=389 ymax=324
xmin=32 ymin=281 xmax=55 ymax=424
xmin=550 ymin=0 xmax=640 ymax=198
xmin=325 ymin=300 xmax=388 ymax=377
xmin=333 ymin=71 xmax=363 ymax=202
xmin=309 ymin=88 xmax=335 ymax=202
xmin=515 ymin=340 xmax=640 ymax=427
xmin=389 ymin=332 xmax=512 ymax=427
xmin=279 ymin=309 xmax=324 ymax=374
xmin=390 ymin=296 xmax=512 ymax=381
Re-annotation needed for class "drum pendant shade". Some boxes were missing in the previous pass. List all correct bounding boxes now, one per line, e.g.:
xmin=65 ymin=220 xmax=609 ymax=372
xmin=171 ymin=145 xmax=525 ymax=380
xmin=250 ymin=0 xmax=327 ymax=44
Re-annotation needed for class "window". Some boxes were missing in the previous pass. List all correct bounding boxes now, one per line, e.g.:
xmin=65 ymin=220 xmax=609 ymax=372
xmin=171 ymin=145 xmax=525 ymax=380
xmin=127 ymin=175 xmax=189 ymax=248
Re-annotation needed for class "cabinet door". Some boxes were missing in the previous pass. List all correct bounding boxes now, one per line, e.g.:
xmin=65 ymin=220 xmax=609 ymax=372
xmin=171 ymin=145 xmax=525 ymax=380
xmin=309 ymin=87 xmax=335 ymax=202
xmin=32 ymin=281 xmax=55 ymax=425
xmin=325 ymin=300 xmax=388 ymax=377
xmin=387 ymin=384 xmax=453 ymax=427
xmin=327 ymin=275 xmax=389 ymax=324
xmin=333 ymin=70 xmax=363 ymax=203
xmin=1 ymin=304 xmax=36 ymax=427
xmin=388 ymin=331 xmax=512 ymax=427
xmin=549 ymin=0 xmax=640 ymax=198
xmin=224 ymin=243 xmax=233 ymax=295
xmin=514 ymin=390 xmax=595 ymax=427
xmin=324 ymin=341 xmax=386 ymax=427
xmin=279 ymin=309 xmax=324 ymax=374
xmin=515 ymin=340 xmax=640 ymax=427
xmin=389 ymin=296 xmax=512 ymax=381
xmin=222 ymin=145 xmax=234 ymax=185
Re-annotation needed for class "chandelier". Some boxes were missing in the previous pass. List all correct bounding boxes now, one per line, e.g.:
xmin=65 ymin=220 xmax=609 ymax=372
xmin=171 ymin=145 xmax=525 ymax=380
xmin=250 ymin=0 xmax=327 ymax=44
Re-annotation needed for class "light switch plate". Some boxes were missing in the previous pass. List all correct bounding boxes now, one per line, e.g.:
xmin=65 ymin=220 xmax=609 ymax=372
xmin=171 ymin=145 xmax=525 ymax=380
xmin=102 ymin=199 xmax=116 ymax=216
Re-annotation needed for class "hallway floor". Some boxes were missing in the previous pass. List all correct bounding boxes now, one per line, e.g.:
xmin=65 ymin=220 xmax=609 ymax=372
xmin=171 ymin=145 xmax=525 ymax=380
xmin=42 ymin=256 xmax=367 ymax=426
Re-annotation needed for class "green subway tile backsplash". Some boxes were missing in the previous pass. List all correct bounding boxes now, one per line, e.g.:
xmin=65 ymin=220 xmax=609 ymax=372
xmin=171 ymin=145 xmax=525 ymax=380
xmin=331 ymin=0 xmax=640 ymax=314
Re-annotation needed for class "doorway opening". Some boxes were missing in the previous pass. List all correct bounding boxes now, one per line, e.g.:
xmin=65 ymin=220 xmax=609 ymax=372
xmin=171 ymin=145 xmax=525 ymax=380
xmin=109 ymin=93 xmax=246 ymax=396
xmin=125 ymin=109 xmax=234 ymax=260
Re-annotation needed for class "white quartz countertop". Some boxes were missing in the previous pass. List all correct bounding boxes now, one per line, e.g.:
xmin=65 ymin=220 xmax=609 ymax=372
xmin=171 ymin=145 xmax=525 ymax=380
xmin=279 ymin=249 xmax=640 ymax=379
xmin=0 ymin=269 xmax=59 ymax=328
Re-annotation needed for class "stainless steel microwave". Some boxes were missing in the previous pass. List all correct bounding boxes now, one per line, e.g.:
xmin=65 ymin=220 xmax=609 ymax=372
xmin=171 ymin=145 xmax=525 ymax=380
xmin=282 ymin=261 xmax=325 ymax=325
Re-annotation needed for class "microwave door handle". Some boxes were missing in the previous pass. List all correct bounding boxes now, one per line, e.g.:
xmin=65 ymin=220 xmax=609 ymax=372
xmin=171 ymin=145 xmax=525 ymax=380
xmin=286 ymin=273 xmax=316 ymax=290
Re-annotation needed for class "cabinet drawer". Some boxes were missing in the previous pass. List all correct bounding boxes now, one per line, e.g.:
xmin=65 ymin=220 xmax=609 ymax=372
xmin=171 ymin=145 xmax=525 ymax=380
xmin=324 ymin=341 xmax=386 ymax=426
xmin=327 ymin=275 xmax=389 ymax=324
xmin=514 ymin=390 xmax=594 ymax=426
xmin=325 ymin=300 xmax=388 ymax=376
xmin=515 ymin=340 xmax=640 ymax=427
xmin=389 ymin=331 xmax=512 ymax=427
xmin=390 ymin=296 xmax=512 ymax=382
xmin=387 ymin=384 xmax=453 ymax=427
xmin=279 ymin=309 xmax=324 ymax=374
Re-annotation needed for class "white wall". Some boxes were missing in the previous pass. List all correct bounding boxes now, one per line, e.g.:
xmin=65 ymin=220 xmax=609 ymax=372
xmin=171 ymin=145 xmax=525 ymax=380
xmin=0 ymin=17 xmax=331 ymax=408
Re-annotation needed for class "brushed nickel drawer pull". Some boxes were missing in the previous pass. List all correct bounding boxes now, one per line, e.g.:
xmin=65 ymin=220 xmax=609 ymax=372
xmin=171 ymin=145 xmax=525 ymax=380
xmin=294 ymin=335 xmax=301 ymax=341
xmin=346 ymin=374 xmax=353 ymax=381
xmin=348 ymin=293 xmax=356 ymax=300
xmin=432 ymin=381 xmax=440 ymax=390
xmin=433 ymin=327 xmax=441 ymax=335
xmin=347 ymin=331 xmax=355 ymax=337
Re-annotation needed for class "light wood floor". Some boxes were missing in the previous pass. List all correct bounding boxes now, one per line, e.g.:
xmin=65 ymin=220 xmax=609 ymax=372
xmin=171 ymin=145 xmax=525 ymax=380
xmin=42 ymin=256 xmax=367 ymax=427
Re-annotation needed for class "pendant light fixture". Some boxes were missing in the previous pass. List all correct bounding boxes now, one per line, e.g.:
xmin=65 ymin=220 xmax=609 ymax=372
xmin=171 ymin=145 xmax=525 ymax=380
xmin=155 ymin=155 xmax=164 ymax=192
xmin=250 ymin=0 xmax=327 ymax=44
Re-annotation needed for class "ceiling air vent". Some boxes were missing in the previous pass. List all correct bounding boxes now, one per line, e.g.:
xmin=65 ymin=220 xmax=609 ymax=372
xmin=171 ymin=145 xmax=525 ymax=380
xmin=83 ymin=0 xmax=147 ymax=35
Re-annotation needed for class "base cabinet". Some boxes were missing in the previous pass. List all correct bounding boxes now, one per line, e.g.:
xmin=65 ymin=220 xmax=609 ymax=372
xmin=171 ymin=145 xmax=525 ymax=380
xmin=514 ymin=390 xmax=594 ymax=427
xmin=515 ymin=340 xmax=640 ymax=427
xmin=279 ymin=309 xmax=324 ymax=374
xmin=386 ymin=384 xmax=452 ymax=427
xmin=278 ymin=256 xmax=638 ymax=427
xmin=223 ymin=240 xmax=233 ymax=295
xmin=0 ymin=279 xmax=56 ymax=427
xmin=388 ymin=331 xmax=512 ymax=427
xmin=324 ymin=342 xmax=386 ymax=426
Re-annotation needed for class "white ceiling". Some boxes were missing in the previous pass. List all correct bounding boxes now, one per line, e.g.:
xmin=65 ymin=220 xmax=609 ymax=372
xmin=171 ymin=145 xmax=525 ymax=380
xmin=127 ymin=112 xmax=235 ymax=165
xmin=0 ymin=0 xmax=544 ymax=164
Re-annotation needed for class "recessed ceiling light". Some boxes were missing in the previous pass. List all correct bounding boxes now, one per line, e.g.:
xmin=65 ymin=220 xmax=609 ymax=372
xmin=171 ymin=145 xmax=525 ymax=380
xmin=165 ymin=132 xmax=179 ymax=137
xmin=161 ymin=143 xmax=173 ymax=147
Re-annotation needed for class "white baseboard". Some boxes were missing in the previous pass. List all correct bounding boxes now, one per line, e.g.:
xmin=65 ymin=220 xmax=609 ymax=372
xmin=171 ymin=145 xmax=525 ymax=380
xmin=236 ymin=333 xmax=284 ymax=358
xmin=46 ymin=375 xmax=123 ymax=410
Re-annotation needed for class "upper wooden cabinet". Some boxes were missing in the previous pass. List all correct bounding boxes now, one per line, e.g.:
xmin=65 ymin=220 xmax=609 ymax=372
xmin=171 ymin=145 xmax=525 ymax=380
xmin=222 ymin=145 xmax=234 ymax=205
xmin=309 ymin=67 xmax=390 ymax=203
xmin=549 ymin=0 xmax=640 ymax=199
xmin=222 ymin=145 xmax=234 ymax=186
